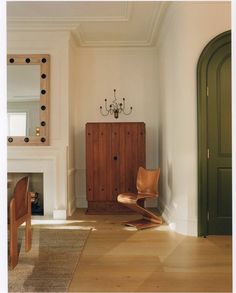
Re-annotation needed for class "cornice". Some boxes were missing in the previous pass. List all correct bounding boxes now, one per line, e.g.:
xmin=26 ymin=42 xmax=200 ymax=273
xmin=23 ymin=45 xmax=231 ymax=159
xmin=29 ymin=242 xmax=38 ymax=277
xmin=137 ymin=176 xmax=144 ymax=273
xmin=7 ymin=2 xmax=132 ymax=29
xmin=146 ymin=2 xmax=170 ymax=46
xmin=7 ymin=20 xmax=78 ymax=32
xmin=75 ymin=2 xmax=170 ymax=47
xmin=7 ymin=2 xmax=169 ymax=47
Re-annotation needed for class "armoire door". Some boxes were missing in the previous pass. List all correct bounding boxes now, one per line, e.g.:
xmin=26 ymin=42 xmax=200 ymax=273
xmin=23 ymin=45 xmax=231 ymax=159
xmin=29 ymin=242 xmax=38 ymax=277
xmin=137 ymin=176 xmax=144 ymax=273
xmin=86 ymin=122 xmax=145 ymax=213
xmin=86 ymin=123 xmax=112 ymax=207
xmin=118 ymin=123 xmax=145 ymax=194
xmin=110 ymin=123 xmax=146 ymax=197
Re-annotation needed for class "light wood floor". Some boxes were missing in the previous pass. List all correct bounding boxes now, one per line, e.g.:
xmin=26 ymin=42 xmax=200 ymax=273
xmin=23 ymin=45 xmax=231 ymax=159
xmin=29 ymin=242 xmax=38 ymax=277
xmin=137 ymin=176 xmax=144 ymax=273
xmin=68 ymin=209 xmax=232 ymax=292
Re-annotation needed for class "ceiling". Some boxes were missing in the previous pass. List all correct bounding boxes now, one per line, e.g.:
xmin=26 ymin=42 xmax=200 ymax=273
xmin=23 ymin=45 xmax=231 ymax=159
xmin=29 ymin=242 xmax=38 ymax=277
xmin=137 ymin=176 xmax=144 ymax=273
xmin=7 ymin=1 xmax=169 ymax=47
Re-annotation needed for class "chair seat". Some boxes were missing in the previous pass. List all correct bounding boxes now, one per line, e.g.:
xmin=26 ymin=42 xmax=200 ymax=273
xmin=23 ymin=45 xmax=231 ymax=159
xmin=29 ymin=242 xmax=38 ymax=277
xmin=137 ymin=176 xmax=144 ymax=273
xmin=117 ymin=167 xmax=162 ymax=229
xmin=117 ymin=192 xmax=156 ymax=204
xmin=117 ymin=193 xmax=137 ymax=204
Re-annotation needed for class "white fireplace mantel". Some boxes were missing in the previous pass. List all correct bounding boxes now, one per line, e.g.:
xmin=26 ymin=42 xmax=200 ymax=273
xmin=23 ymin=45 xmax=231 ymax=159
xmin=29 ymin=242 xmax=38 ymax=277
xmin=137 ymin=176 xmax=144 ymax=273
xmin=8 ymin=146 xmax=67 ymax=219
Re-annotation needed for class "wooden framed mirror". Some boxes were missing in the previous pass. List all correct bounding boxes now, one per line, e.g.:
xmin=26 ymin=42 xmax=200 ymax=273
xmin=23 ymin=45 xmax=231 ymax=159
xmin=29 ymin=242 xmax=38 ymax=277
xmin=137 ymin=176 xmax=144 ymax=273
xmin=7 ymin=54 xmax=50 ymax=146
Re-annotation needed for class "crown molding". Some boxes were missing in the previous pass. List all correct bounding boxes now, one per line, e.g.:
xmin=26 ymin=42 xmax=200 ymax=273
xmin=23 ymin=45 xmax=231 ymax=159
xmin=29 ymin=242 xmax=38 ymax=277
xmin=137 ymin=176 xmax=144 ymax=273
xmin=74 ymin=2 xmax=170 ymax=47
xmin=7 ymin=2 xmax=132 ymax=30
xmin=146 ymin=2 xmax=171 ymax=46
xmin=7 ymin=20 xmax=78 ymax=32
xmin=72 ymin=23 xmax=150 ymax=47
xmin=73 ymin=39 xmax=155 ymax=48
xmin=7 ymin=2 xmax=169 ymax=47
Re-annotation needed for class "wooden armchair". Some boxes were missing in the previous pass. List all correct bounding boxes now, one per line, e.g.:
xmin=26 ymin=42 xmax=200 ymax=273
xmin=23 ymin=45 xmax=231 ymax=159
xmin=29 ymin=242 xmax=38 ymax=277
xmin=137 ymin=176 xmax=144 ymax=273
xmin=8 ymin=176 xmax=32 ymax=269
xmin=117 ymin=167 xmax=162 ymax=229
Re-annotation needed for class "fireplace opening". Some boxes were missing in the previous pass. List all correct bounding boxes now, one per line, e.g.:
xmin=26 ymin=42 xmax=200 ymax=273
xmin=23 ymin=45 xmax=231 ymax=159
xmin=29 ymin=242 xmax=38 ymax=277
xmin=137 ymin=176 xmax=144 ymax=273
xmin=8 ymin=172 xmax=44 ymax=216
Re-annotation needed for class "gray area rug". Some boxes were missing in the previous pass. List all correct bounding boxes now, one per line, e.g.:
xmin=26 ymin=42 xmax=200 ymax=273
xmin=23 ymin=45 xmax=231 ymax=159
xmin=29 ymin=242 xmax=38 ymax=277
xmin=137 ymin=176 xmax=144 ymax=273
xmin=8 ymin=225 xmax=90 ymax=292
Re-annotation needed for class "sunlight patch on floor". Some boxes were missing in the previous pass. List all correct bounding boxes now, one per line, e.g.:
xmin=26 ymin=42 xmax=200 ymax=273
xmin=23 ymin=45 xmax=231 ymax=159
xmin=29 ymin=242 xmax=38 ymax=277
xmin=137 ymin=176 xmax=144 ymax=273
xmin=123 ymin=223 xmax=171 ymax=232
xmin=39 ymin=225 xmax=95 ymax=231
xmin=29 ymin=219 xmax=97 ymax=230
xmin=32 ymin=218 xmax=96 ymax=224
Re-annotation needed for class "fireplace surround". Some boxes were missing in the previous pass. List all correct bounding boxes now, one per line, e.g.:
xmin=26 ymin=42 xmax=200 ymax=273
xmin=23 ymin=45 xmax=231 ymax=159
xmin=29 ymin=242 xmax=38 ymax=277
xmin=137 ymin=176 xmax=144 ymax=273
xmin=8 ymin=157 xmax=56 ymax=217
xmin=8 ymin=172 xmax=44 ymax=215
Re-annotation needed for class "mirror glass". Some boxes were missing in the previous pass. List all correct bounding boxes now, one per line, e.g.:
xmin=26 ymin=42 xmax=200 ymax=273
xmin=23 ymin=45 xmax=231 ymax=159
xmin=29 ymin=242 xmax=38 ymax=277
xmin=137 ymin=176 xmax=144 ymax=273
xmin=7 ymin=65 xmax=41 ymax=137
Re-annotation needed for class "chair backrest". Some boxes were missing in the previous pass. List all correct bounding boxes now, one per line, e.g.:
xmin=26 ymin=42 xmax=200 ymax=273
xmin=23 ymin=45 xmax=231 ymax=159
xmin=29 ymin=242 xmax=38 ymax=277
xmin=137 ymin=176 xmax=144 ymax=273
xmin=136 ymin=167 xmax=160 ymax=196
xmin=13 ymin=176 xmax=29 ymax=220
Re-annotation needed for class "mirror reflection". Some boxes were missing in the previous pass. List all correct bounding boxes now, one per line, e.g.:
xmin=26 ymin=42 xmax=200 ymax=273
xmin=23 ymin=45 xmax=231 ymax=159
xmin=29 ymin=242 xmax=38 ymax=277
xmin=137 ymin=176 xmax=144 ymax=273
xmin=7 ymin=65 xmax=41 ymax=137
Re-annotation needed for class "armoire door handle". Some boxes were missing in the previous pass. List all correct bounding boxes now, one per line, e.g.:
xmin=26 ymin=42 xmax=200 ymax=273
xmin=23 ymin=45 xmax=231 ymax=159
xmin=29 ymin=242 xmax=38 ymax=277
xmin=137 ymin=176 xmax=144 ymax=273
xmin=113 ymin=156 xmax=118 ymax=160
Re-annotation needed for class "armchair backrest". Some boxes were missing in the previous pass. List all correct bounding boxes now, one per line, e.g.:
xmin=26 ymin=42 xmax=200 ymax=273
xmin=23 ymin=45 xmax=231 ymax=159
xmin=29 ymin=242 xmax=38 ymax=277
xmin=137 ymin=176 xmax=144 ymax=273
xmin=136 ymin=167 xmax=160 ymax=196
xmin=13 ymin=176 xmax=29 ymax=220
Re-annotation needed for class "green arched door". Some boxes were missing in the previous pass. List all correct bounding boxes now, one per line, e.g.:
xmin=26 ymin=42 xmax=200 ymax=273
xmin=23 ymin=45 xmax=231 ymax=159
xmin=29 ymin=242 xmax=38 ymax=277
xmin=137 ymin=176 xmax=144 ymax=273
xmin=198 ymin=31 xmax=232 ymax=236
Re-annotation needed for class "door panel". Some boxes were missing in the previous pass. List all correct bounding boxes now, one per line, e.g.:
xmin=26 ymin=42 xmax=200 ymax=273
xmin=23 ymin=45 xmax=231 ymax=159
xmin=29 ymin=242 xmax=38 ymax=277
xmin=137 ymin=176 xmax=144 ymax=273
xmin=86 ymin=123 xmax=112 ymax=202
xmin=119 ymin=123 xmax=138 ymax=194
xmin=217 ymin=168 xmax=232 ymax=217
xmin=137 ymin=123 xmax=146 ymax=169
xmin=207 ymin=42 xmax=232 ymax=235
xmin=218 ymin=57 xmax=231 ymax=155
xmin=86 ymin=123 xmax=96 ymax=201
xmin=97 ymin=123 xmax=112 ymax=201
xmin=111 ymin=123 xmax=121 ymax=200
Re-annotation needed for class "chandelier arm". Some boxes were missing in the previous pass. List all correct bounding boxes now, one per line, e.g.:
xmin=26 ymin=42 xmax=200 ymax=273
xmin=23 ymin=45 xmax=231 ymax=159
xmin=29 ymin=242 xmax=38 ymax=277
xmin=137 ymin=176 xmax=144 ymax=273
xmin=109 ymin=103 xmax=114 ymax=114
xmin=123 ymin=107 xmax=133 ymax=115
xmin=112 ymin=89 xmax=117 ymax=104
xmin=100 ymin=107 xmax=110 ymax=116
xmin=104 ymin=99 xmax=110 ymax=112
xmin=122 ymin=98 xmax=125 ymax=110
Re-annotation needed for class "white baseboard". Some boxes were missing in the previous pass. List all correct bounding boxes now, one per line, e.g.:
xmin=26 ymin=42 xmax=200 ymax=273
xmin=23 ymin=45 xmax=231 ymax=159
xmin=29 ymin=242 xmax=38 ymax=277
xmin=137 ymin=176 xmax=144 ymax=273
xmin=67 ymin=205 xmax=76 ymax=217
xmin=67 ymin=197 xmax=76 ymax=216
xmin=158 ymin=199 xmax=197 ymax=236
xmin=76 ymin=195 xmax=88 ymax=208
xmin=53 ymin=209 xmax=67 ymax=219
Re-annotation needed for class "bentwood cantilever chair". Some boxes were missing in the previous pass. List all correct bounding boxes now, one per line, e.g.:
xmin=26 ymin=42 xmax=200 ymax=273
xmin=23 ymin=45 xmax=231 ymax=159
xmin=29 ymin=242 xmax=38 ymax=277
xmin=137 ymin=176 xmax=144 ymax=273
xmin=117 ymin=167 xmax=162 ymax=229
xmin=8 ymin=176 xmax=32 ymax=269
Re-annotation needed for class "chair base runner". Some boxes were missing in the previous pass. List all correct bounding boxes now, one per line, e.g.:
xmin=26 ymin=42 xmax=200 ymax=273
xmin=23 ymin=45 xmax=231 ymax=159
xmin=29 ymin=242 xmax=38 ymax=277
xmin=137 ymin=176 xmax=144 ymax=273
xmin=124 ymin=218 xmax=161 ymax=230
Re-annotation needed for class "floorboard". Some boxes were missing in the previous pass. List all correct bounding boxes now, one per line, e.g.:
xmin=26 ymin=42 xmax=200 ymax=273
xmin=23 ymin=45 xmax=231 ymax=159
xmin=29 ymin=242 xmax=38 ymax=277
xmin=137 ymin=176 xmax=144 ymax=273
xmin=68 ymin=209 xmax=232 ymax=292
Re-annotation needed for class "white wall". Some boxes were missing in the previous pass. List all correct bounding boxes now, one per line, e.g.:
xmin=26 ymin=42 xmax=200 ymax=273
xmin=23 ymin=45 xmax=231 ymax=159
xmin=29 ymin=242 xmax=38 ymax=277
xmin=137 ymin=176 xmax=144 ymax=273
xmin=0 ymin=0 xmax=7 ymax=289
xmin=155 ymin=1 xmax=231 ymax=235
xmin=74 ymin=47 xmax=158 ymax=208
xmin=7 ymin=31 xmax=72 ymax=218
xmin=67 ymin=35 xmax=79 ymax=216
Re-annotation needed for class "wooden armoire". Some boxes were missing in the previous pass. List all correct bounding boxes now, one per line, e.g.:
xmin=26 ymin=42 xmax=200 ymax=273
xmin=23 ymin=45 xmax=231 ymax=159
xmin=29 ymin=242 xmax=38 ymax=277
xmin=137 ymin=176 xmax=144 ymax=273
xmin=86 ymin=122 xmax=145 ymax=213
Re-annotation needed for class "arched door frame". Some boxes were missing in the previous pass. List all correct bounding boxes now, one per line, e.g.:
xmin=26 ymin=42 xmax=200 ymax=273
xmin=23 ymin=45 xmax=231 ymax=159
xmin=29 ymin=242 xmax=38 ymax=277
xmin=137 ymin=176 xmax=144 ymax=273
xmin=197 ymin=30 xmax=231 ymax=236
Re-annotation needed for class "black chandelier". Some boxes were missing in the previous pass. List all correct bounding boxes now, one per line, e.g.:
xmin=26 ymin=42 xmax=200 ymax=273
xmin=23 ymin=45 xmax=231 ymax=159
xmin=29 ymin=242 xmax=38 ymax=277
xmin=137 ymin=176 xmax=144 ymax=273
xmin=100 ymin=89 xmax=133 ymax=119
